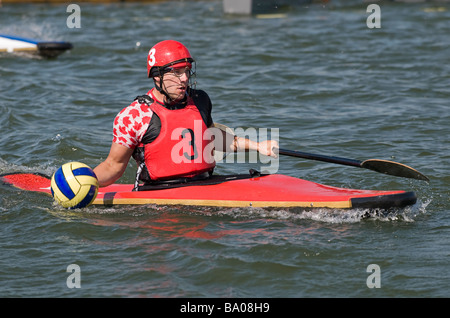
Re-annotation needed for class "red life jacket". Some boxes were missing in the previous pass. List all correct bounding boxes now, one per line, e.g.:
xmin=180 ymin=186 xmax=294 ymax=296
xmin=143 ymin=97 xmax=216 ymax=180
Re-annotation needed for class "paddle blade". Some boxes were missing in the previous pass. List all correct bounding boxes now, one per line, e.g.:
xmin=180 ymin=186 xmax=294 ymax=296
xmin=361 ymin=159 xmax=429 ymax=181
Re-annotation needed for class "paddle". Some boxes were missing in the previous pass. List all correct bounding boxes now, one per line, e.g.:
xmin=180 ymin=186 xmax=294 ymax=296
xmin=277 ymin=148 xmax=429 ymax=181
xmin=213 ymin=123 xmax=429 ymax=182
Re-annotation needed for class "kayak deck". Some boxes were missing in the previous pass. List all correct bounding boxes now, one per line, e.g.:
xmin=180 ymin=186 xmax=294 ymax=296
xmin=1 ymin=173 xmax=417 ymax=209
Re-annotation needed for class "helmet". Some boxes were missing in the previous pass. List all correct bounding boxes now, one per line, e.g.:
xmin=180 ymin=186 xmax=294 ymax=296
xmin=147 ymin=40 xmax=194 ymax=78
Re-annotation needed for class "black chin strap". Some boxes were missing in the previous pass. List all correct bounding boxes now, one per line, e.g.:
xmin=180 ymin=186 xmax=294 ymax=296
xmin=153 ymin=76 xmax=172 ymax=104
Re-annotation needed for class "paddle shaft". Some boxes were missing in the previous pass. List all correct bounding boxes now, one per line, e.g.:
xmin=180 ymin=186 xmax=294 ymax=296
xmin=278 ymin=148 xmax=363 ymax=168
xmin=278 ymin=148 xmax=429 ymax=181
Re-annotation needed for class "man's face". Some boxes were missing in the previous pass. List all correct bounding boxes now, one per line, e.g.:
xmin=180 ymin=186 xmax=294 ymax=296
xmin=159 ymin=67 xmax=191 ymax=102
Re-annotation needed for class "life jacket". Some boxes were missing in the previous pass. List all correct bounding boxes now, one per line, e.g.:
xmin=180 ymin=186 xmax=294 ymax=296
xmin=134 ymin=94 xmax=216 ymax=182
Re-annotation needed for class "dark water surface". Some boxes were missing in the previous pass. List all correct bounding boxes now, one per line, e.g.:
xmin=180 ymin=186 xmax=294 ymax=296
xmin=0 ymin=1 xmax=449 ymax=298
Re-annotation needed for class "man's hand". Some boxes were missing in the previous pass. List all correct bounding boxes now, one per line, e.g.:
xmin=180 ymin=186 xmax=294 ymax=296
xmin=257 ymin=140 xmax=279 ymax=158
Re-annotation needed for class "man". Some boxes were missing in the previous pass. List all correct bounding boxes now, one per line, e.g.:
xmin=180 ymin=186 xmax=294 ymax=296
xmin=94 ymin=40 xmax=278 ymax=188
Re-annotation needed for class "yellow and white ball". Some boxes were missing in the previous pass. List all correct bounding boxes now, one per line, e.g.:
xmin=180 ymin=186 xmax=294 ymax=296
xmin=51 ymin=162 xmax=98 ymax=209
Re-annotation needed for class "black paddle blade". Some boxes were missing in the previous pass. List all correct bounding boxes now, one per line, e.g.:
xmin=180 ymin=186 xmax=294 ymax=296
xmin=361 ymin=159 xmax=429 ymax=181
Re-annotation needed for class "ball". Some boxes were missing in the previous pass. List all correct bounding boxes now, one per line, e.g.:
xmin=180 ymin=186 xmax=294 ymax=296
xmin=50 ymin=162 xmax=99 ymax=209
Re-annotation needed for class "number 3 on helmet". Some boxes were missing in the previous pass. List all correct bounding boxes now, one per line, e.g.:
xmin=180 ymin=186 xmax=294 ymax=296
xmin=147 ymin=40 xmax=194 ymax=78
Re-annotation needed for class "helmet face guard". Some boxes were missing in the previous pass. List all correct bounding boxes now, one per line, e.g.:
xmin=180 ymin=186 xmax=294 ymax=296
xmin=149 ymin=57 xmax=195 ymax=78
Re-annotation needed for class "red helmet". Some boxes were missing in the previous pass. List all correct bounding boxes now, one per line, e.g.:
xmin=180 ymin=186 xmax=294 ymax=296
xmin=147 ymin=40 xmax=194 ymax=78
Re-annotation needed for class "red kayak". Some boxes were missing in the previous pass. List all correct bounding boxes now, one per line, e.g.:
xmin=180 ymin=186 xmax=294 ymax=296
xmin=1 ymin=172 xmax=416 ymax=209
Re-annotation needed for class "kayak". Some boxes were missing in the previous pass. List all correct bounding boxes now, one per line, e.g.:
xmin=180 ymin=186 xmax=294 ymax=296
xmin=0 ymin=34 xmax=73 ymax=58
xmin=1 ymin=172 xmax=417 ymax=209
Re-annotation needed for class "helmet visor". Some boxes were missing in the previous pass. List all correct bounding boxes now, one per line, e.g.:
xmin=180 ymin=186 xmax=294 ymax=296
xmin=149 ymin=58 xmax=195 ymax=78
xmin=169 ymin=59 xmax=193 ymax=69
xmin=150 ymin=58 xmax=195 ymax=78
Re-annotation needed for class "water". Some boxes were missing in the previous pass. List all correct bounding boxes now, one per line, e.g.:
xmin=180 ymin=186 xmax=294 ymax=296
xmin=0 ymin=0 xmax=449 ymax=299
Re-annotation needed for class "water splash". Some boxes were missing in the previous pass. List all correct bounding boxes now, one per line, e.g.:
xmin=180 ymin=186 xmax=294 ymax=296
xmin=78 ymin=199 xmax=430 ymax=224
xmin=210 ymin=204 xmax=428 ymax=224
